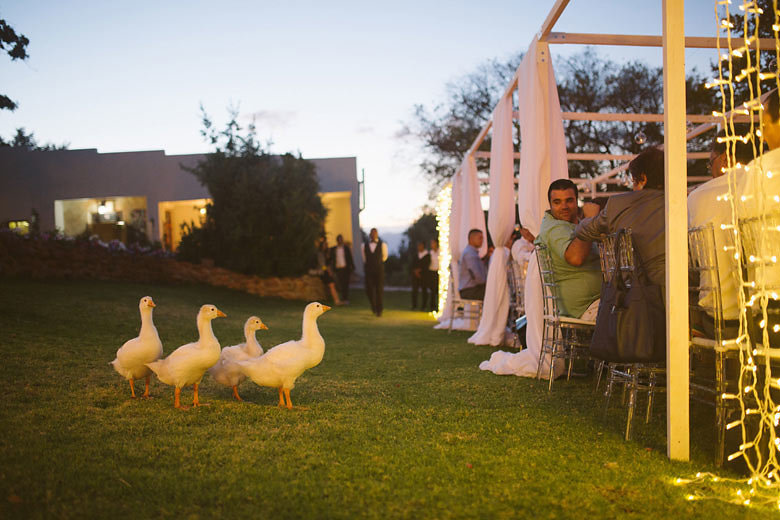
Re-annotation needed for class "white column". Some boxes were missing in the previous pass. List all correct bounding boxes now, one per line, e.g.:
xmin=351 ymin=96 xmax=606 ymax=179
xmin=662 ymin=0 xmax=690 ymax=461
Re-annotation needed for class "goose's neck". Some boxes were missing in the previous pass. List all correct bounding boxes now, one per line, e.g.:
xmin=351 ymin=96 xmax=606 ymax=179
xmin=301 ymin=313 xmax=323 ymax=346
xmin=197 ymin=317 xmax=217 ymax=344
xmin=140 ymin=308 xmax=156 ymax=334
xmin=244 ymin=326 xmax=262 ymax=355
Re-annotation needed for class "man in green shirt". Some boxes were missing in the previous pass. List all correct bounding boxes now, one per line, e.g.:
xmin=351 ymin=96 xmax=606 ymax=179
xmin=533 ymin=179 xmax=602 ymax=319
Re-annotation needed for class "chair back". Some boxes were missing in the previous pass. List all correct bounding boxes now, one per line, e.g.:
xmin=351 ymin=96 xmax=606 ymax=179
xmin=738 ymin=210 xmax=780 ymax=297
xmin=535 ymin=244 xmax=560 ymax=318
xmin=688 ymin=223 xmax=726 ymax=343
xmin=506 ymin=256 xmax=527 ymax=317
xmin=597 ymin=229 xmax=636 ymax=287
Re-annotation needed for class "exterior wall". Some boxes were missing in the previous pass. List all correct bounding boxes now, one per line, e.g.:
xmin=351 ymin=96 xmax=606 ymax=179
xmin=0 ymin=148 xmax=363 ymax=274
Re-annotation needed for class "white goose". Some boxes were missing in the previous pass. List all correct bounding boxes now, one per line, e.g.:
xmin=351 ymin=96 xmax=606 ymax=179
xmin=208 ymin=316 xmax=268 ymax=401
xmin=238 ymin=302 xmax=330 ymax=409
xmin=110 ymin=296 xmax=163 ymax=398
xmin=146 ymin=304 xmax=226 ymax=409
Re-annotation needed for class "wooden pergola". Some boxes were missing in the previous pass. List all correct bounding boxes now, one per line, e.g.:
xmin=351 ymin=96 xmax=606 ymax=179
xmin=462 ymin=0 xmax=775 ymax=460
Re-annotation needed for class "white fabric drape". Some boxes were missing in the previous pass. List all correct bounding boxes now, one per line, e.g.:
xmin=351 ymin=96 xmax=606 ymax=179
xmin=480 ymin=38 xmax=568 ymax=376
xmin=468 ymin=94 xmax=515 ymax=346
xmin=435 ymin=155 xmax=487 ymax=330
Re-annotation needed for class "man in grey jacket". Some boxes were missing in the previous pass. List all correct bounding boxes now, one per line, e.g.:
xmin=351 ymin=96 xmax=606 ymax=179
xmin=565 ymin=147 xmax=666 ymax=289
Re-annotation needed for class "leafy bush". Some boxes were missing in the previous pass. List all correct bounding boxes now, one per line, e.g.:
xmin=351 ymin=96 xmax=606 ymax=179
xmin=178 ymin=108 xmax=326 ymax=277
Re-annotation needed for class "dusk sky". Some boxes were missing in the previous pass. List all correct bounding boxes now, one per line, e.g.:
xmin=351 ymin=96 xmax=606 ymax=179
xmin=1 ymin=1 xmax=722 ymax=247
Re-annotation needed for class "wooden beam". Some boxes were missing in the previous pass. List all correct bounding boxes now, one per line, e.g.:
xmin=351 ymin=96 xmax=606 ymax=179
xmin=547 ymin=31 xmax=777 ymax=49
xmin=662 ymin=0 xmax=690 ymax=462
xmin=472 ymin=151 xmax=709 ymax=161
xmin=559 ymin=112 xmax=753 ymax=123
xmin=538 ymin=0 xmax=571 ymax=41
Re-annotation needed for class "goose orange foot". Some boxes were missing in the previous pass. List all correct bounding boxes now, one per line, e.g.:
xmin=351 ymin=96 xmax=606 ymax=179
xmin=283 ymin=388 xmax=293 ymax=410
xmin=129 ymin=378 xmax=137 ymax=399
xmin=278 ymin=388 xmax=285 ymax=407
xmin=192 ymin=383 xmax=209 ymax=407
xmin=141 ymin=376 xmax=152 ymax=399
xmin=174 ymin=387 xmax=190 ymax=410
xmin=232 ymin=386 xmax=243 ymax=401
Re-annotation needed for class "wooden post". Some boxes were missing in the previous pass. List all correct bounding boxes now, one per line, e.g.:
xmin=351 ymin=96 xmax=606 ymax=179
xmin=662 ymin=0 xmax=690 ymax=461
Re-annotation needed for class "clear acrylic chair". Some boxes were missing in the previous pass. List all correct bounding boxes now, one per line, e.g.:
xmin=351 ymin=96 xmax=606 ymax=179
xmin=448 ymin=261 xmax=483 ymax=333
xmin=595 ymin=229 xmax=666 ymax=441
xmin=534 ymin=244 xmax=595 ymax=391
xmin=687 ymin=223 xmax=742 ymax=466
xmin=506 ymin=255 xmax=528 ymax=348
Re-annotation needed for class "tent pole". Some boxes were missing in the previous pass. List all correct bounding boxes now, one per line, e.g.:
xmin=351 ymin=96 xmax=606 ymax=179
xmin=662 ymin=0 xmax=690 ymax=461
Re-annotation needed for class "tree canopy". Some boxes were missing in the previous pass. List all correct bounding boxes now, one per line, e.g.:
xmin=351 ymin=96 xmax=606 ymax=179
xmin=1 ymin=18 xmax=29 ymax=112
xmin=177 ymin=108 xmax=327 ymax=277
xmin=403 ymin=48 xmax=718 ymax=190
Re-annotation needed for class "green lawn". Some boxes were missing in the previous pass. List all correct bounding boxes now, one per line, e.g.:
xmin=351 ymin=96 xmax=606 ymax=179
xmin=0 ymin=278 xmax=763 ymax=518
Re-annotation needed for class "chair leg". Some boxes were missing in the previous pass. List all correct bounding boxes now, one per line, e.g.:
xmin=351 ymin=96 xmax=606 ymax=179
xmin=595 ymin=361 xmax=605 ymax=393
xmin=646 ymin=370 xmax=656 ymax=424
xmin=715 ymin=352 xmax=726 ymax=467
xmin=625 ymin=370 xmax=639 ymax=441
xmin=604 ymin=365 xmax=614 ymax=417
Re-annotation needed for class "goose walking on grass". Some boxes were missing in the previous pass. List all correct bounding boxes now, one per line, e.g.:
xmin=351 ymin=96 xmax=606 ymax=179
xmin=110 ymin=296 xmax=163 ymax=398
xmin=238 ymin=302 xmax=329 ymax=409
xmin=147 ymin=304 xmax=226 ymax=409
xmin=208 ymin=316 xmax=268 ymax=401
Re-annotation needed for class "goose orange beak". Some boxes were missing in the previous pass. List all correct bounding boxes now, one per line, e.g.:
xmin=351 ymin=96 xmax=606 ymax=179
xmin=260 ymin=323 xmax=269 ymax=330
xmin=322 ymin=305 xmax=331 ymax=312
xmin=217 ymin=310 xmax=227 ymax=318
xmin=148 ymin=301 xmax=156 ymax=308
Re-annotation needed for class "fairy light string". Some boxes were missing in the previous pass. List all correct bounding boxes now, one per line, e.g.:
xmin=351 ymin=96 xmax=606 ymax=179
xmin=434 ymin=182 xmax=452 ymax=319
xmin=677 ymin=0 xmax=780 ymax=509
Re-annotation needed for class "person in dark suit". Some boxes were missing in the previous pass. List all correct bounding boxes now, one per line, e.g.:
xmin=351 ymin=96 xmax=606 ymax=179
xmin=427 ymin=238 xmax=440 ymax=312
xmin=330 ymin=234 xmax=354 ymax=304
xmin=410 ymin=241 xmax=430 ymax=310
xmin=362 ymin=228 xmax=388 ymax=317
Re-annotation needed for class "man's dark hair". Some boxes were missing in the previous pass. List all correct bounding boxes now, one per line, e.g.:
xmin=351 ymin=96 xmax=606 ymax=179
xmin=766 ymin=88 xmax=780 ymax=123
xmin=628 ymin=147 xmax=665 ymax=191
xmin=547 ymin=178 xmax=578 ymax=203
xmin=467 ymin=228 xmax=482 ymax=239
xmin=711 ymin=124 xmax=756 ymax=165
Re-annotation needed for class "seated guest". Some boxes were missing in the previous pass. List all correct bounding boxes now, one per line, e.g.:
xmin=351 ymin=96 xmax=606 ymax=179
xmin=734 ymin=89 xmax=780 ymax=348
xmin=570 ymin=148 xmax=666 ymax=291
xmin=688 ymin=125 xmax=755 ymax=337
xmin=459 ymin=229 xmax=489 ymax=300
xmin=534 ymin=179 xmax=602 ymax=320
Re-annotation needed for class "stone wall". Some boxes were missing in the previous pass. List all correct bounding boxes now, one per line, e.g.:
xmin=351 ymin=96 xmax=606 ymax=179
xmin=0 ymin=231 xmax=327 ymax=301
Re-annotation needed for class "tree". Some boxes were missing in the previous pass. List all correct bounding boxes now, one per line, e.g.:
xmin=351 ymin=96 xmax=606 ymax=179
xmin=391 ymin=211 xmax=438 ymax=286
xmin=1 ymin=19 xmax=30 ymax=111
xmin=404 ymin=48 xmax=718 ymax=189
xmin=400 ymin=54 xmax=523 ymax=190
xmin=0 ymin=127 xmax=67 ymax=150
xmin=177 ymin=107 xmax=327 ymax=277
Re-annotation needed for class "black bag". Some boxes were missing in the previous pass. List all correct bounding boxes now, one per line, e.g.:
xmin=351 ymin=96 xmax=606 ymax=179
xmin=590 ymin=230 xmax=666 ymax=363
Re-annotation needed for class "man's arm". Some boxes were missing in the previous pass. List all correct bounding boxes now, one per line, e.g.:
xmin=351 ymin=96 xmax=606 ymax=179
xmin=381 ymin=242 xmax=388 ymax=262
xmin=564 ymin=237 xmax=593 ymax=267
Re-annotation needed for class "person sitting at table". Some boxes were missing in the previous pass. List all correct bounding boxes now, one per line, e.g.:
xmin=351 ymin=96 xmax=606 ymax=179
xmin=458 ymin=229 xmax=490 ymax=300
xmin=569 ymin=147 xmax=666 ymax=291
xmin=533 ymin=178 xmax=602 ymax=320
xmin=687 ymin=125 xmax=755 ymax=338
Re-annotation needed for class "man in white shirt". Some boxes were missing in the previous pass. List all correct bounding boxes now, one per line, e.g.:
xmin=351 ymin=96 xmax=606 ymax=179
xmin=362 ymin=228 xmax=388 ymax=317
xmin=733 ymin=90 xmax=780 ymax=347
xmin=427 ymin=239 xmax=440 ymax=312
xmin=687 ymin=125 xmax=755 ymax=335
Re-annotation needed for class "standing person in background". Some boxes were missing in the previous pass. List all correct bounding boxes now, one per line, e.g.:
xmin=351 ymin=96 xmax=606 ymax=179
xmin=317 ymin=238 xmax=343 ymax=306
xmin=427 ymin=239 xmax=440 ymax=312
xmin=410 ymin=241 xmax=430 ymax=310
xmin=363 ymin=228 xmax=388 ymax=317
xmin=331 ymin=234 xmax=354 ymax=305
